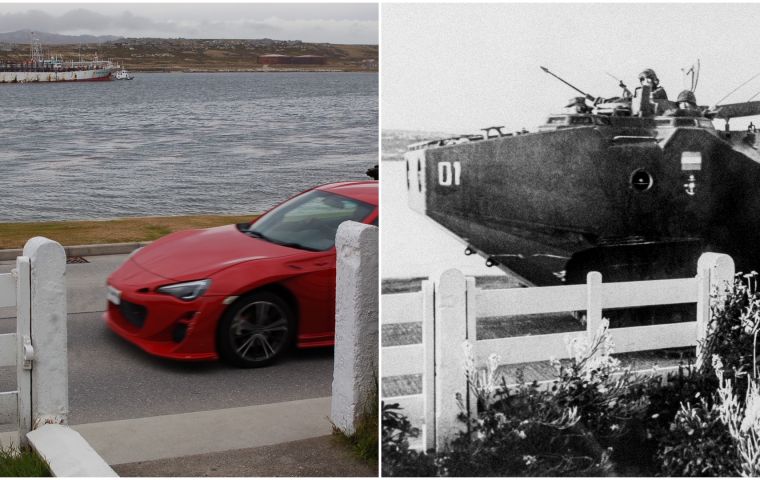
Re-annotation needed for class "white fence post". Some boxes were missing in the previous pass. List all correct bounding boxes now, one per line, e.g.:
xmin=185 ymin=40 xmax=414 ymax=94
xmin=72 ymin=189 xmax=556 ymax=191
xmin=465 ymin=276 xmax=477 ymax=427
xmin=421 ymin=279 xmax=436 ymax=451
xmin=696 ymin=252 xmax=735 ymax=369
xmin=331 ymin=221 xmax=378 ymax=434
xmin=434 ymin=268 xmax=469 ymax=451
xmin=24 ymin=237 xmax=68 ymax=426
xmin=15 ymin=256 xmax=32 ymax=447
xmin=586 ymin=271 xmax=603 ymax=336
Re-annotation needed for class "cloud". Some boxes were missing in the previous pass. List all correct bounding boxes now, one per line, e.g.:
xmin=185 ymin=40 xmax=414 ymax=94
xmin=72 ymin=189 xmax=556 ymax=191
xmin=0 ymin=5 xmax=378 ymax=43
xmin=0 ymin=9 xmax=58 ymax=33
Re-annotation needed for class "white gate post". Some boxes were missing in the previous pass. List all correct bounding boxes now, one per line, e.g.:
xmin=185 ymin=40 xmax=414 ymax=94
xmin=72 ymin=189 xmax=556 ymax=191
xmin=421 ymin=279 xmax=436 ymax=451
xmin=696 ymin=252 xmax=735 ymax=369
xmin=586 ymin=271 xmax=603 ymax=336
xmin=23 ymin=237 xmax=68 ymax=426
xmin=434 ymin=268 xmax=469 ymax=451
xmin=15 ymin=256 xmax=32 ymax=446
xmin=330 ymin=222 xmax=378 ymax=434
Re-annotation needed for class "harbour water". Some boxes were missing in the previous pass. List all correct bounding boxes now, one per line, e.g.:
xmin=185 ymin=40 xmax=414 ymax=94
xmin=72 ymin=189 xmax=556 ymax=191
xmin=0 ymin=72 xmax=377 ymax=222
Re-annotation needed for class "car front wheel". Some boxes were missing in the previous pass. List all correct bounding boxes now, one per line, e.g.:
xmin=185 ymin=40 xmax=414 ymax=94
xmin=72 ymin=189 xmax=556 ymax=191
xmin=217 ymin=292 xmax=295 ymax=368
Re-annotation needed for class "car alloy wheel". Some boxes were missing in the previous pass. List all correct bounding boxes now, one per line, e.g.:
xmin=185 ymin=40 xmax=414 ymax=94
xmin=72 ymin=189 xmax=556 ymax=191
xmin=217 ymin=292 xmax=295 ymax=368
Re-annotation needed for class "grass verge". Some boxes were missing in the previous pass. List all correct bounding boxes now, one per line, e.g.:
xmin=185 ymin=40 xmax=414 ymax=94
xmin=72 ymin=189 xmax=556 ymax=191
xmin=0 ymin=214 xmax=257 ymax=250
xmin=331 ymin=388 xmax=378 ymax=466
xmin=0 ymin=444 xmax=51 ymax=476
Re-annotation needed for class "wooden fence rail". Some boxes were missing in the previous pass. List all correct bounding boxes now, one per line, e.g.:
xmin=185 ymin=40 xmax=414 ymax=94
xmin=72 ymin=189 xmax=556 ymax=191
xmin=381 ymin=252 xmax=736 ymax=452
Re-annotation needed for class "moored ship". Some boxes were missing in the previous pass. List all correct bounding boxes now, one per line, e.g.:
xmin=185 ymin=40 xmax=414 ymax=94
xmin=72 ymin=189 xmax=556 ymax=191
xmin=0 ymin=59 xmax=114 ymax=83
xmin=0 ymin=38 xmax=114 ymax=83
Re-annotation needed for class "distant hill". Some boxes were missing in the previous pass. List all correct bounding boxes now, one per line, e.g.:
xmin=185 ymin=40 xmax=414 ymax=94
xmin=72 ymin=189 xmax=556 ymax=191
xmin=0 ymin=30 xmax=120 ymax=44
xmin=0 ymin=32 xmax=377 ymax=72
xmin=382 ymin=130 xmax=458 ymax=162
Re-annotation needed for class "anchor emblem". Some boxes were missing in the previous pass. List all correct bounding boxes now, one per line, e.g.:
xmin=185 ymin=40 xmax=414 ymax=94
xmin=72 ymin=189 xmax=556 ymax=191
xmin=684 ymin=174 xmax=697 ymax=196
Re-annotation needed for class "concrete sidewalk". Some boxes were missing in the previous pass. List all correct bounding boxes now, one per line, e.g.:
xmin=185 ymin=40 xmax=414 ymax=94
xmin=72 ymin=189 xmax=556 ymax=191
xmin=86 ymin=396 xmax=375 ymax=477
xmin=0 ymin=241 xmax=146 ymax=262
xmin=0 ymin=252 xmax=128 ymax=319
xmin=2 ymin=396 xmax=375 ymax=476
xmin=76 ymin=397 xmax=335 ymax=465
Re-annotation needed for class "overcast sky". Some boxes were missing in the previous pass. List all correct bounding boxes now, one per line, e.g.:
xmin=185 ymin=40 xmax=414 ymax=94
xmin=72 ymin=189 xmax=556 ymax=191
xmin=383 ymin=3 xmax=760 ymax=133
xmin=0 ymin=3 xmax=378 ymax=44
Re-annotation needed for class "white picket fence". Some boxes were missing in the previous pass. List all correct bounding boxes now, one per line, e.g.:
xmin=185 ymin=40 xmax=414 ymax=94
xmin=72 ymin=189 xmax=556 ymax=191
xmin=0 ymin=237 xmax=115 ymax=476
xmin=0 ymin=253 xmax=33 ymax=442
xmin=382 ymin=252 xmax=735 ymax=451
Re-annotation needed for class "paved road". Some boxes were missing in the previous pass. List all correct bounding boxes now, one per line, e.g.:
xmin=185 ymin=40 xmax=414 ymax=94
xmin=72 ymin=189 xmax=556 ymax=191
xmin=113 ymin=435 xmax=376 ymax=476
xmin=0 ymin=254 xmax=334 ymax=426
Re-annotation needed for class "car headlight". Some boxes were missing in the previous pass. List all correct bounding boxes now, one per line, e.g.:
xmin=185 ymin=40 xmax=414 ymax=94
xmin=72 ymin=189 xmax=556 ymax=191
xmin=157 ymin=280 xmax=211 ymax=301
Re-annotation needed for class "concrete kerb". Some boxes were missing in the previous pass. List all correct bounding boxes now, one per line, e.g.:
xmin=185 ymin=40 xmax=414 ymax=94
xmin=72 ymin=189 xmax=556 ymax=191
xmin=0 ymin=242 xmax=150 ymax=261
xmin=27 ymin=425 xmax=117 ymax=477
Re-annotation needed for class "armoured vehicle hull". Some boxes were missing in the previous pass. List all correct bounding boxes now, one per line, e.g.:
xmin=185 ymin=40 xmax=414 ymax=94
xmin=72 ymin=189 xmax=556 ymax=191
xmin=406 ymin=114 xmax=760 ymax=286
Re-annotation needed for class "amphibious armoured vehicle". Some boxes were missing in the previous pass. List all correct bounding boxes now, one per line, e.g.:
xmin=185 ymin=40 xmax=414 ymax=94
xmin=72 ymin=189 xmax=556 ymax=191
xmin=405 ymin=69 xmax=760 ymax=287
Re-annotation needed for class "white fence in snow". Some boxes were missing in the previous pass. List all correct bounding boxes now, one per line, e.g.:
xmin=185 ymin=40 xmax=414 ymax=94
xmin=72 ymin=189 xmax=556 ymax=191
xmin=381 ymin=252 xmax=735 ymax=451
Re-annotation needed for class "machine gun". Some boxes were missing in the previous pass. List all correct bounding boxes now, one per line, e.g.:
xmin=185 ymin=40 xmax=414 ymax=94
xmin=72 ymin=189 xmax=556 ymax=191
xmin=542 ymin=66 xmax=635 ymax=115
xmin=540 ymin=66 xmax=601 ymax=104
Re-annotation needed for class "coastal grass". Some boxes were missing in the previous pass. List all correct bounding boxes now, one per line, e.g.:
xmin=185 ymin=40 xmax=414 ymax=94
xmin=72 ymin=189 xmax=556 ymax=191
xmin=0 ymin=444 xmax=51 ymax=477
xmin=0 ymin=214 xmax=257 ymax=250
xmin=331 ymin=385 xmax=378 ymax=466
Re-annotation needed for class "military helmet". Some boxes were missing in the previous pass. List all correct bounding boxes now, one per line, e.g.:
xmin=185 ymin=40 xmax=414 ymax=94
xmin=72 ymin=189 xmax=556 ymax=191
xmin=638 ymin=68 xmax=659 ymax=84
xmin=677 ymin=90 xmax=697 ymax=105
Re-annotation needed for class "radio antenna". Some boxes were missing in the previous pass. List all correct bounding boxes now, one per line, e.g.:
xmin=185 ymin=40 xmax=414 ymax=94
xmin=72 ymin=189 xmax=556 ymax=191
xmin=716 ymin=71 xmax=760 ymax=106
xmin=681 ymin=59 xmax=700 ymax=92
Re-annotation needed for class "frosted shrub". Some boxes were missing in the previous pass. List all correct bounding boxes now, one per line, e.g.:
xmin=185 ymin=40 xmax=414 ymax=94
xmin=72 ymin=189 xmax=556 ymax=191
xmin=440 ymin=319 xmax=652 ymax=475
xmin=381 ymin=402 xmax=437 ymax=477
xmin=700 ymin=272 xmax=760 ymax=380
xmin=460 ymin=341 xmax=501 ymax=408
xmin=550 ymin=319 xmax=649 ymax=444
xmin=714 ymin=355 xmax=760 ymax=476
xmin=656 ymin=398 xmax=738 ymax=477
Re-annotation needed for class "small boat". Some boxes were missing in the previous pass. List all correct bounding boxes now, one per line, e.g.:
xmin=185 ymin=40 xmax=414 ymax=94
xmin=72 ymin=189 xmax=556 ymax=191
xmin=114 ymin=68 xmax=133 ymax=80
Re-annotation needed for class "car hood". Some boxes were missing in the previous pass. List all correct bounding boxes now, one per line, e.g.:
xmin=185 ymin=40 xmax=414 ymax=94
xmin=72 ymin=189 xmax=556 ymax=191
xmin=131 ymin=224 xmax=302 ymax=280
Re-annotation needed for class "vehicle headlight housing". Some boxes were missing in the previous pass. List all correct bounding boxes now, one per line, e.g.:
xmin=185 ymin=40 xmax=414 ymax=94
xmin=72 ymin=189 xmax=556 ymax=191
xmin=157 ymin=280 xmax=211 ymax=301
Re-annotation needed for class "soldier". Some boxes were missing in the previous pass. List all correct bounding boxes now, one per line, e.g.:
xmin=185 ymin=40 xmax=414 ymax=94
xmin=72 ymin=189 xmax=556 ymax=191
xmin=665 ymin=90 xmax=702 ymax=117
xmin=638 ymin=68 xmax=668 ymax=100
xmin=676 ymin=90 xmax=700 ymax=112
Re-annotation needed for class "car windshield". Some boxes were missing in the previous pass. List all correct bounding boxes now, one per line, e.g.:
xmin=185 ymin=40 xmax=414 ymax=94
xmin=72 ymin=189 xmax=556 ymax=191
xmin=246 ymin=190 xmax=374 ymax=251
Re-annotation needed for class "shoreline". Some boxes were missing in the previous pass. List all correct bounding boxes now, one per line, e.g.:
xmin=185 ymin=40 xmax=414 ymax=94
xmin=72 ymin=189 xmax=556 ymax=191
xmin=129 ymin=69 xmax=377 ymax=73
xmin=0 ymin=212 xmax=257 ymax=225
xmin=0 ymin=213 xmax=257 ymax=250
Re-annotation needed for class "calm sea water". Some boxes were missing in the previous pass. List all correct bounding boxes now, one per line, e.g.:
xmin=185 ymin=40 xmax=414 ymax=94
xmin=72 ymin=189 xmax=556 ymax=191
xmin=0 ymin=72 xmax=377 ymax=222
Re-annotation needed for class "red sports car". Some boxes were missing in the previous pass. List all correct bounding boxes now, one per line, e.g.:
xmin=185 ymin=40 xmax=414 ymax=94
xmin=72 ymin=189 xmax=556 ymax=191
xmin=104 ymin=181 xmax=378 ymax=367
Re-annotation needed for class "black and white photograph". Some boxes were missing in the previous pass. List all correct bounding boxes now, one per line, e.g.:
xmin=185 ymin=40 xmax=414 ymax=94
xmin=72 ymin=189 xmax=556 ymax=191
xmin=380 ymin=3 xmax=760 ymax=476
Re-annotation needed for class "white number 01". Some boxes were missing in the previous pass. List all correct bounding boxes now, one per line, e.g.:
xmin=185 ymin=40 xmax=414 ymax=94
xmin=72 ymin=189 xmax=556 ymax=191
xmin=438 ymin=161 xmax=462 ymax=186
